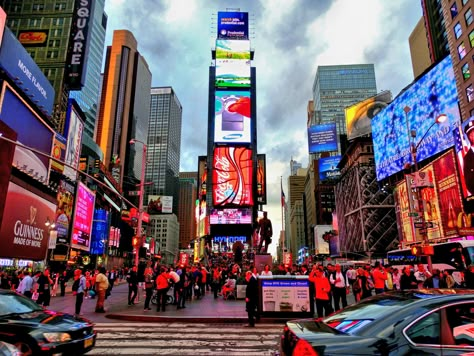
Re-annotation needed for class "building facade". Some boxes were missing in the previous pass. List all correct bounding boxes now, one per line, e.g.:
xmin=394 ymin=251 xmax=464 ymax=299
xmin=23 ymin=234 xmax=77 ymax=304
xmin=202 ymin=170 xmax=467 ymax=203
xmin=178 ymin=172 xmax=197 ymax=249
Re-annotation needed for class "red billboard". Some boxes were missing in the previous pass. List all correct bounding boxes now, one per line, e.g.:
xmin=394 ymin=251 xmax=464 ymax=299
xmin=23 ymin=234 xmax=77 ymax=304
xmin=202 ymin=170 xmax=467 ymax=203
xmin=0 ymin=182 xmax=56 ymax=260
xmin=71 ymin=182 xmax=96 ymax=251
xmin=212 ymin=147 xmax=253 ymax=207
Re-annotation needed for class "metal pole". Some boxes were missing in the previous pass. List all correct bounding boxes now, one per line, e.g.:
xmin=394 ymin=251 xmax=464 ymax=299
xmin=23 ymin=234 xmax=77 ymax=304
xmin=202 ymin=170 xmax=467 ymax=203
xmin=134 ymin=142 xmax=147 ymax=267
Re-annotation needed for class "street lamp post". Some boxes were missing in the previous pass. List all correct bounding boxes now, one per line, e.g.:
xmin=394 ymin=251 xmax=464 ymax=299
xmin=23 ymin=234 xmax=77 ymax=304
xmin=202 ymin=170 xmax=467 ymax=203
xmin=130 ymin=139 xmax=147 ymax=267
xmin=404 ymin=107 xmax=447 ymax=272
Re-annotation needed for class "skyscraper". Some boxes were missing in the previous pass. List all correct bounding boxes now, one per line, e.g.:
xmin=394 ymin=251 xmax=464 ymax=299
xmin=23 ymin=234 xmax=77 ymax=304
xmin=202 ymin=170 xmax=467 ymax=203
xmin=178 ymin=172 xmax=198 ymax=249
xmin=145 ymin=87 xmax=182 ymax=215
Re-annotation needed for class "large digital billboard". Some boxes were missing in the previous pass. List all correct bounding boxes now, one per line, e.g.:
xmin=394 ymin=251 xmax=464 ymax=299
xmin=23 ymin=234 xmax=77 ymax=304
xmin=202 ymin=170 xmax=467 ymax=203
xmin=345 ymin=90 xmax=392 ymax=140
xmin=372 ymin=56 xmax=461 ymax=181
xmin=212 ymin=147 xmax=253 ymax=206
xmin=197 ymin=156 xmax=207 ymax=201
xmin=257 ymin=154 xmax=267 ymax=204
xmin=318 ymin=156 xmax=342 ymax=181
xmin=0 ymin=28 xmax=54 ymax=116
xmin=216 ymin=39 xmax=250 ymax=60
xmin=454 ymin=116 xmax=474 ymax=201
xmin=210 ymin=208 xmax=252 ymax=224
xmin=217 ymin=11 xmax=249 ymax=40
xmin=214 ymin=90 xmax=251 ymax=143
xmin=0 ymin=83 xmax=54 ymax=183
xmin=307 ymin=123 xmax=338 ymax=153
xmin=90 ymin=209 xmax=108 ymax=255
xmin=215 ymin=59 xmax=251 ymax=88
xmin=63 ymin=100 xmax=84 ymax=181
xmin=71 ymin=182 xmax=96 ymax=251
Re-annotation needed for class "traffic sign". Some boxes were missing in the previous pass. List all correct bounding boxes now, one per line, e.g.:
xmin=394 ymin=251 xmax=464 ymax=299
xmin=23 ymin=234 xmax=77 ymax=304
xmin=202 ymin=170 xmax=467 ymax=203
xmin=414 ymin=222 xmax=434 ymax=229
xmin=129 ymin=190 xmax=141 ymax=196
xmin=408 ymin=212 xmax=419 ymax=217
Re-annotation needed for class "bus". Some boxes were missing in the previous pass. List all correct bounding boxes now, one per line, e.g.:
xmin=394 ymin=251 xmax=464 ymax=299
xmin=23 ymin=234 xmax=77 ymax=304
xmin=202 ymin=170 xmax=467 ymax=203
xmin=387 ymin=240 xmax=474 ymax=284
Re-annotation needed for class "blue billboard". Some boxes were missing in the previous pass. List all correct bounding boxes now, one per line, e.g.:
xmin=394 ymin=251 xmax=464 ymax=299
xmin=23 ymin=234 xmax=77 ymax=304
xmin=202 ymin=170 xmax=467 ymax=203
xmin=319 ymin=156 xmax=342 ymax=181
xmin=217 ymin=11 xmax=249 ymax=40
xmin=0 ymin=28 xmax=54 ymax=116
xmin=307 ymin=123 xmax=338 ymax=153
xmin=372 ymin=56 xmax=460 ymax=181
xmin=90 ymin=209 xmax=108 ymax=255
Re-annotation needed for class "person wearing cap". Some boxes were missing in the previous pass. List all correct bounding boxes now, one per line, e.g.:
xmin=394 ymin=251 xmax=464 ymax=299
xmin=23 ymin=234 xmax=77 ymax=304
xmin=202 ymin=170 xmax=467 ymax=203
xmin=463 ymin=120 xmax=474 ymax=195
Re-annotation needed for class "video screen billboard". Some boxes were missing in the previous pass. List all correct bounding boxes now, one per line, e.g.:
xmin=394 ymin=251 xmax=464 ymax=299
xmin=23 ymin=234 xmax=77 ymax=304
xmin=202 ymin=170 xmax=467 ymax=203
xmin=0 ymin=83 xmax=54 ymax=183
xmin=215 ymin=59 xmax=251 ymax=88
xmin=63 ymin=101 xmax=84 ymax=181
xmin=345 ymin=90 xmax=392 ymax=140
xmin=210 ymin=208 xmax=252 ymax=224
xmin=212 ymin=147 xmax=253 ymax=206
xmin=214 ymin=90 xmax=251 ymax=143
xmin=216 ymin=39 xmax=250 ymax=59
xmin=257 ymin=154 xmax=267 ymax=204
xmin=197 ymin=156 xmax=207 ymax=201
xmin=55 ymin=180 xmax=74 ymax=245
xmin=454 ymin=116 xmax=474 ymax=200
xmin=90 ymin=209 xmax=108 ymax=255
xmin=319 ymin=156 xmax=342 ymax=181
xmin=372 ymin=56 xmax=460 ymax=181
xmin=147 ymin=195 xmax=173 ymax=214
xmin=217 ymin=11 xmax=249 ymax=40
xmin=307 ymin=123 xmax=338 ymax=153
xmin=71 ymin=182 xmax=96 ymax=252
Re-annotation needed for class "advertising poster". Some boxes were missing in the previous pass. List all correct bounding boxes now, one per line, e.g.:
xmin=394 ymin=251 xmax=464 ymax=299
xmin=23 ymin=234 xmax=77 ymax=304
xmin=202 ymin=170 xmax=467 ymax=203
xmin=214 ymin=90 xmax=251 ymax=143
xmin=197 ymin=156 xmax=207 ymax=201
xmin=257 ymin=154 xmax=267 ymax=204
xmin=178 ymin=253 xmax=190 ymax=267
xmin=147 ymin=195 xmax=173 ymax=214
xmin=419 ymin=166 xmax=443 ymax=240
xmin=90 ymin=209 xmax=108 ymax=255
xmin=51 ymin=133 xmax=66 ymax=173
xmin=345 ymin=91 xmax=391 ymax=140
xmin=217 ymin=11 xmax=249 ymax=40
xmin=453 ymin=116 xmax=474 ymax=200
xmin=307 ymin=123 xmax=338 ymax=153
xmin=261 ymin=279 xmax=311 ymax=313
xmin=55 ymin=180 xmax=74 ymax=244
xmin=0 ymin=6 xmax=5 ymax=47
xmin=318 ymin=156 xmax=342 ymax=181
xmin=215 ymin=59 xmax=251 ymax=88
xmin=433 ymin=151 xmax=464 ymax=236
xmin=0 ymin=120 xmax=16 ymax=229
xmin=63 ymin=102 xmax=84 ymax=181
xmin=0 ymin=83 xmax=54 ymax=182
xmin=216 ymin=39 xmax=251 ymax=60
xmin=209 ymin=208 xmax=252 ymax=224
xmin=212 ymin=147 xmax=253 ymax=206
xmin=394 ymin=180 xmax=417 ymax=243
xmin=71 ymin=182 xmax=95 ymax=251
xmin=372 ymin=56 xmax=460 ymax=181
xmin=0 ymin=182 xmax=55 ymax=260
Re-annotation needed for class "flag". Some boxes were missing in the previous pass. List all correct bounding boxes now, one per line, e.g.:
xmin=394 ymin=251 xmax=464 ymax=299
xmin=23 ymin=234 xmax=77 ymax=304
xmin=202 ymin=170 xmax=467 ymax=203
xmin=281 ymin=181 xmax=285 ymax=207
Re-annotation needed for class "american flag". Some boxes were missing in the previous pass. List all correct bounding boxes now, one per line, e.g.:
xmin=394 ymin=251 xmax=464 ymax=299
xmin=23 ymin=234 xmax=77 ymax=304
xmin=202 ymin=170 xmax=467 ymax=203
xmin=281 ymin=181 xmax=286 ymax=207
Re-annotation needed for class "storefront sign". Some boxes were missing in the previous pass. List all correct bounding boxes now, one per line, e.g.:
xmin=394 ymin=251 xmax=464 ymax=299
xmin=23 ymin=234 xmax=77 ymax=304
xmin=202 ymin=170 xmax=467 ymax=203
xmin=260 ymin=278 xmax=312 ymax=315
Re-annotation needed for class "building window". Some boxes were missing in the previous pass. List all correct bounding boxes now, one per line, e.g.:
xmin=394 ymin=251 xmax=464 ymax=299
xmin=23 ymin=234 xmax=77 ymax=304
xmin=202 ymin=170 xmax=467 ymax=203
xmin=28 ymin=51 xmax=35 ymax=59
xmin=451 ymin=2 xmax=458 ymax=18
xmin=32 ymin=4 xmax=44 ymax=11
xmin=48 ymin=39 xmax=60 ymax=47
xmin=467 ymin=85 xmax=474 ymax=102
xmin=55 ymin=3 xmax=67 ymax=10
xmin=53 ymin=18 xmax=64 ymax=26
xmin=458 ymin=42 xmax=467 ymax=59
xmin=455 ymin=22 xmax=463 ymax=39
xmin=466 ymin=8 xmax=473 ymax=26
xmin=463 ymin=0 xmax=469 ymax=5
xmin=470 ymin=30 xmax=474 ymax=47
xmin=47 ymin=50 xmax=59 ymax=59
xmin=52 ymin=29 xmax=62 ymax=36
xmin=28 ymin=18 xmax=41 ymax=27
xmin=462 ymin=63 xmax=471 ymax=80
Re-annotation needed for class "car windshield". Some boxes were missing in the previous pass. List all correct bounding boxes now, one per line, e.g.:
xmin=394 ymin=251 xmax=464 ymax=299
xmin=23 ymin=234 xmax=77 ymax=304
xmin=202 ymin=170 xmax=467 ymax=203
xmin=323 ymin=295 xmax=417 ymax=334
xmin=0 ymin=293 xmax=44 ymax=316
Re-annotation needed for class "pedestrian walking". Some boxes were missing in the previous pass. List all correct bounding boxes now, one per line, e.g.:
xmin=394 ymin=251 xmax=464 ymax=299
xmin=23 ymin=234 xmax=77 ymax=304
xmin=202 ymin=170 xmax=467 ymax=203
xmin=95 ymin=267 xmax=109 ymax=313
xmin=107 ymin=268 xmax=117 ymax=292
xmin=372 ymin=262 xmax=388 ymax=295
xmin=58 ymin=271 xmax=68 ymax=297
xmin=313 ymin=267 xmax=331 ymax=318
xmin=329 ymin=264 xmax=348 ymax=312
xmin=143 ymin=269 xmax=154 ymax=311
xmin=400 ymin=266 xmax=418 ymax=290
xmin=72 ymin=269 xmax=87 ymax=317
xmin=19 ymin=271 xmax=33 ymax=298
xmin=244 ymin=270 xmax=258 ymax=327
xmin=155 ymin=267 xmax=170 ymax=312
xmin=36 ymin=269 xmax=53 ymax=307
xmin=176 ymin=266 xmax=188 ymax=309
xmin=127 ymin=266 xmax=139 ymax=305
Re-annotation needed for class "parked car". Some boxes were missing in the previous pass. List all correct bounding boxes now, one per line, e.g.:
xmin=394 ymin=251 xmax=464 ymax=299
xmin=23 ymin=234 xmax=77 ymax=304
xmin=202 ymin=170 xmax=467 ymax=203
xmin=280 ymin=289 xmax=474 ymax=355
xmin=0 ymin=290 xmax=96 ymax=355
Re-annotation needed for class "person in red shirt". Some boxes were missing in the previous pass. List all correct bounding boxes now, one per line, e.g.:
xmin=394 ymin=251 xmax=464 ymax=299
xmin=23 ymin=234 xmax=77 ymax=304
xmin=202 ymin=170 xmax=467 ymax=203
xmin=155 ymin=267 xmax=170 ymax=312
xmin=313 ymin=267 xmax=331 ymax=318
xmin=372 ymin=261 xmax=388 ymax=294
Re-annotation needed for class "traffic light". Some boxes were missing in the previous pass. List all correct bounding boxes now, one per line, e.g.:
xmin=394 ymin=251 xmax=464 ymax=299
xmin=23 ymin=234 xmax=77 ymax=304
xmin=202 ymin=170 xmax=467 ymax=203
xmin=132 ymin=236 xmax=139 ymax=247
xmin=411 ymin=245 xmax=422 ymax=256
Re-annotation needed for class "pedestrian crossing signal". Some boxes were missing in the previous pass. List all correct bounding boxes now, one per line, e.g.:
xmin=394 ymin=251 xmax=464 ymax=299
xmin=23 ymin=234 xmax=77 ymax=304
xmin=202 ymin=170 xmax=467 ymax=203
xmin=411 ymin=246 xmax=422 ymax=256
xmin=132 ymin=237 xmax=139 ymax=247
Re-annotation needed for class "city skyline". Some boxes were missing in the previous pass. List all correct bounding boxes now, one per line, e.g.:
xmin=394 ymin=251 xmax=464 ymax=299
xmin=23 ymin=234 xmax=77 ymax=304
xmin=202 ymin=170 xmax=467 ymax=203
xmin=103 ymin=0 xmax=423 ymax=255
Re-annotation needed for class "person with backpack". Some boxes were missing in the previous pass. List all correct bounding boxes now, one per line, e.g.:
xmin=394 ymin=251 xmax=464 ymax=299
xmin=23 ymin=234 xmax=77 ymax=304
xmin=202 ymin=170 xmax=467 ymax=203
xmin=72 ymin=269 xmax=87 ymax=317
xmin=329 ymin=263 xmax=348 ymax=312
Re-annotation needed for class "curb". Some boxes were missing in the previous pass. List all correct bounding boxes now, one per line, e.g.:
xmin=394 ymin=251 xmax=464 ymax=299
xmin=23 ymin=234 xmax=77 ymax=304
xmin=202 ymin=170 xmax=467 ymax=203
xmin=105 ymin=313 xmax=287 ymax=324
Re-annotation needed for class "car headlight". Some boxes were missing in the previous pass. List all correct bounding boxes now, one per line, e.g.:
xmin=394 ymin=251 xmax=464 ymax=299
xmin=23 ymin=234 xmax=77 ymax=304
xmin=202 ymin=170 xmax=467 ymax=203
xmin=43 ymin=332 xmax=72 ymax=343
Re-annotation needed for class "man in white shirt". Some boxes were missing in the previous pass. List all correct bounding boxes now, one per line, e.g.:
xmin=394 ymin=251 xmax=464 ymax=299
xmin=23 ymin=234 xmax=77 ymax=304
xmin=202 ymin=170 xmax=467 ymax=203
xmin=414 ymin=264 xmax=432 ymax=289
xmin=329 ymin=264 xmax=348 ymax=311
xmin=20 ymin=271 xmax=34 ymax=299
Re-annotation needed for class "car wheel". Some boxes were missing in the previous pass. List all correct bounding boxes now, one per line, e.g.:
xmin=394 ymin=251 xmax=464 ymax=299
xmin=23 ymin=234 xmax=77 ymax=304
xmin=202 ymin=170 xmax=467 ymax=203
xmin=14 ymin=339 xmax=36 ymax=356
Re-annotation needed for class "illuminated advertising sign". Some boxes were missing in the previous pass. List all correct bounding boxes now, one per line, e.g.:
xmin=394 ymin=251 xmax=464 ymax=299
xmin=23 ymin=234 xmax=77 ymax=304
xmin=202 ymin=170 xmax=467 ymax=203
xmin=433 ymin=151 xmax=464 ymax=237
xmin=0 ymin=83 xmax=54 ymax=182
xmin=18 ymin=30 xmax=49 ymax=47
xmin=197 ymin=156 xmax=207 ymax=201
xmin=216 ymin=40 xmax=251 ymax=59
xmin=418 ymin=166 xmax=443 ymax=241
xmin=394 ymin=180 xmax=416 ymax=243
xmin=213 ymin=236 xmax=247 ymax=244
xmin=51 ymin=134 xmax=66 ymax=173
xmin=0 ymin=6 xmax=5 ymax=47
xmin=147 ymin=195 xmax=173 ymax=214
xmin=90 ymin=209 xmax=108 ymax=255
xmin=257 ymin=154 xmax=267 ymax=204
xmin=71 ymin=182 xmax=96 ymax=251
xmin=0 ymin=182 xmax=55 ymax=260
xmin=210 ymin=208 xmax=252 ymax=224
xmin=307 ymin=123 xmax=338 ymax=153
xmin=454 ymin=116 xmax=474 ymax=201
xmin=55 ymin=180 xmax=74 ymax=244
xmin=217 ymin=11 xmax=249 ymax=40
xmin=65 ymin=0 xmax=94 ymax=89
xmin=63 ymin=101 xmax=84 ymax=181
xmin=215 ymin=59 xmax=251 ymax=88
xmin=0 ymin=28 xmax=54 ymax=116
xmin=0 ymin=121 xmax=16 ymax=229
xmin=212 ymin=147 xmax=253 ymax=206
xmin=214 ymin=90 xmax=251 ymax=143
xmin=372 ymin=56 xmax=460 ymax=181
xmin=319 ymin=156 xmax=342 ymax=181
xmin=345 ymin=90 xmax=391 ymax=140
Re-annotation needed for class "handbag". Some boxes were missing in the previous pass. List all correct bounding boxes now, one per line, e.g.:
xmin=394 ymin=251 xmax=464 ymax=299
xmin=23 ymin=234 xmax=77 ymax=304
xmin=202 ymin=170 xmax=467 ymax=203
xmin=31 ymin=292 xmax=39 ymax=301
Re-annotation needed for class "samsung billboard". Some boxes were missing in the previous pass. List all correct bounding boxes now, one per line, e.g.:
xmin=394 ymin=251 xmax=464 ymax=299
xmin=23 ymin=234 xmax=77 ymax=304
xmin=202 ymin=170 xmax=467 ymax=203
xmin=214 ymin=90 xmax=251 ymax=143
xmin=372 ymin=56 xmax=460 ymax=181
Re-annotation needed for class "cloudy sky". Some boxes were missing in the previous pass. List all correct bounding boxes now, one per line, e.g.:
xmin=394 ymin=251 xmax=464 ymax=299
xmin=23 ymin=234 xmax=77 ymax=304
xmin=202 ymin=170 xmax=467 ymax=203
xmin=103 ymin=0 xmax=422 ymax=255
